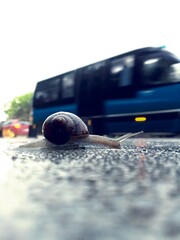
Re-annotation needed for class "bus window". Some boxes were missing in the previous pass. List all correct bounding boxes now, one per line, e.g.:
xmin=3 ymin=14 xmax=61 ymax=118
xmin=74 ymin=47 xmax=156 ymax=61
xmin=140 ymin=53 xmax=180 ymax=86
xmin=111 ymin=56 xmax=134 ymax=87
xmin=61 ymin=72 xmax=75 ymax=99
xmin=106 ymin=56 xmax=134 ymax=98
xmin=34 ymin=77 xmax=61 ymax=107
xmin=168 ymin=63 xmax=180 ymax=83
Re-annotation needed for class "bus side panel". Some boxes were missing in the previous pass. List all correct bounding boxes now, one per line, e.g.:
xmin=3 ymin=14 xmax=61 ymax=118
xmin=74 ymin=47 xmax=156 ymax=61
xmin=103 ymin=84 xmax=180 ymax=134
xmin=103 ymin=118 xmax=180 ymax=134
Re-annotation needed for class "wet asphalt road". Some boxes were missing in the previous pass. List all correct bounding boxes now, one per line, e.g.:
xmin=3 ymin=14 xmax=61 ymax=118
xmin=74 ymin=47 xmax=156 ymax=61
xmin=0 ymin=137 xmax=180 ymax=240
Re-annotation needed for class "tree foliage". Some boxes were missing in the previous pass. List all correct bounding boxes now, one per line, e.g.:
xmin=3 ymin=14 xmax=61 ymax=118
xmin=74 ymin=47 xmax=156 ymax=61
xmin=4 ymin=92 xmax=33 ymax=120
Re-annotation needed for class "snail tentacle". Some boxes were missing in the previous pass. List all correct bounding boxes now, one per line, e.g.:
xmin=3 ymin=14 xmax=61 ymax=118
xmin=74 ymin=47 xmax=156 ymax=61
xmin=117 ymin=131 xmax=143 ymax=142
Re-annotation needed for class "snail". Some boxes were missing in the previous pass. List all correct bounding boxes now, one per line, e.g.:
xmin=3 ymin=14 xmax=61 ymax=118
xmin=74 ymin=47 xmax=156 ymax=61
xmin=20 ymin=111 xmax=143 ymax=149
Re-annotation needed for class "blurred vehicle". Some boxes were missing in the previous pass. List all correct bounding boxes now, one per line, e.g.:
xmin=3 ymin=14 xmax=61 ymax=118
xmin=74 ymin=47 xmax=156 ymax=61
xmin=0 ymin=121 xmax=5 ymax=137
xmin=2 ymin=119 xmax=30 ymax=138
xmin=30 ymin=46 xmax=180 ymax=136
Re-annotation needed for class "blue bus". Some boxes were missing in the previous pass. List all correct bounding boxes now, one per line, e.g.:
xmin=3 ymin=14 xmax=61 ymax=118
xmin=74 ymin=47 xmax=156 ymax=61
xmin=30 ymin=47 xmax=180 ymax=136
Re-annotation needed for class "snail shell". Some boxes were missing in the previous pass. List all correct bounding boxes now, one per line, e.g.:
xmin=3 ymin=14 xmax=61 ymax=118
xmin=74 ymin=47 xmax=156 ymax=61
xmin=42 ymin=112 xmax=89 ymax=145
xmin=41 ymin=111 xmax=143 ymax=149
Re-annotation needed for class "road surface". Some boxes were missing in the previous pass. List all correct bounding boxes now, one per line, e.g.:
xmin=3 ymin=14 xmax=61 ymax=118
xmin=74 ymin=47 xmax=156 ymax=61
xmin=0 ymin=137 xmax=180 ymax=240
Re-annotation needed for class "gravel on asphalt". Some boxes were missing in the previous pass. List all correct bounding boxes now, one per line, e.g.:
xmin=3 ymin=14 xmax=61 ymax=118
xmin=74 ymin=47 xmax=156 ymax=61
xmin=0 ymin=137 xmax=180 ymax=240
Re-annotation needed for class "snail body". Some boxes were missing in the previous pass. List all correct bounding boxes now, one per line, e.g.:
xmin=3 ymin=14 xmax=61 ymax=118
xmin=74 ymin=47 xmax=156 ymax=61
xmin=19 ymin=112 xmax=142 ymax=149
xmin=41 ymin=112 xmax=143 ymax=149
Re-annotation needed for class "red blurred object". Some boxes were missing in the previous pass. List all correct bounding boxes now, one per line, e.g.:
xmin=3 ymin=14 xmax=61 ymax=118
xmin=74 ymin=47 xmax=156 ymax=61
xmin=2 ymin=119 xmax=30 ymax=137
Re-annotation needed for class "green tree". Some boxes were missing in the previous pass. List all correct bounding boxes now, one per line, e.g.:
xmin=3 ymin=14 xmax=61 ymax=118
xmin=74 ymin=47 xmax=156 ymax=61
xmin=4 ymin=92 xmax=33 ymax=120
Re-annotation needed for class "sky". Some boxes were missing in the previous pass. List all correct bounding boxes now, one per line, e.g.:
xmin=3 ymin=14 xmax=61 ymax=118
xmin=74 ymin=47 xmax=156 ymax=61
xmin=0 ymin=0 xmax=180 ymax=118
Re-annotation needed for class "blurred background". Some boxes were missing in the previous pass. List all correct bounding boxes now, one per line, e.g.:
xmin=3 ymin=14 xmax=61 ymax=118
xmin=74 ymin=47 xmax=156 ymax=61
xmin=0 ymin=0 xmax=180 ymax=137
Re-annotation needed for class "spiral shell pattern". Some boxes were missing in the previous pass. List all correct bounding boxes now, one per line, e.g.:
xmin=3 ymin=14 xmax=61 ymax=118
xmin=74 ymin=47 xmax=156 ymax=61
xmin=42 ymin=112 xmax=89 ymax=145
